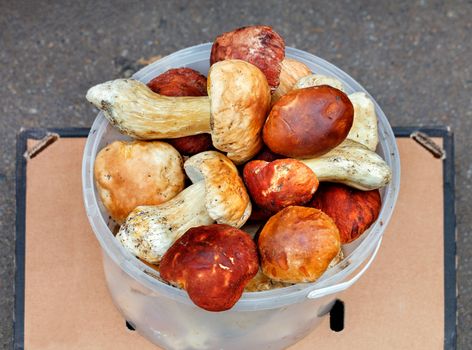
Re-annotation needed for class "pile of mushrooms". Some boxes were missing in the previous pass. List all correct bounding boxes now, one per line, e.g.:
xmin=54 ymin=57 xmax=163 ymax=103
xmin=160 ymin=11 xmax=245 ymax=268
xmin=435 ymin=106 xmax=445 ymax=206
xmin=87 ymin=25 xmax=392 ymax=312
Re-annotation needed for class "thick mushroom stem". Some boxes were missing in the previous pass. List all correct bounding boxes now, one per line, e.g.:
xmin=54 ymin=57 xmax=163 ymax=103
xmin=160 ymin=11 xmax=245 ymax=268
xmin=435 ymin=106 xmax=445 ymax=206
xmin=86 ymin=79 xmax=211 ymax=139
xmin=300 ymin=139 xmax=392 ymax=191
xmin=346 ymin=92 xmax=379 ymax=151
xmin=116 ymin=181 xmax=213 ymax=264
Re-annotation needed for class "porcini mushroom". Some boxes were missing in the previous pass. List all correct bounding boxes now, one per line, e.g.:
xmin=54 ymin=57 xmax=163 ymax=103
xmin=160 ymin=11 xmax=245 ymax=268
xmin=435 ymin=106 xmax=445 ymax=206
xmin=258 ymin=206 xmax=341 ymax=283
xmin=243 ymin=158 xmax=319 ymax=213
xmin=146 ymin=67 xmax=212 ymax=155
xmin=86 ymin=59 xmax=271 ymax=163
xmin=309 ymin=183 xmax=382 ymax=243
xmin=160 ymin=224 xmax=259 ymax=311
xmin=94 ymin=140 xmax=184 ymax=224
xmin=210 ymin=25 xmax=285 ymax=92
xmin=116 ymin=151 xmax=251 ymax=263
xmin=210 ymin=25 xmax=315 ymax=99
xmin=293 ymin=77 xmax=379 ymax=151
xmin=263 ymin=85 xmax=354 ymax=158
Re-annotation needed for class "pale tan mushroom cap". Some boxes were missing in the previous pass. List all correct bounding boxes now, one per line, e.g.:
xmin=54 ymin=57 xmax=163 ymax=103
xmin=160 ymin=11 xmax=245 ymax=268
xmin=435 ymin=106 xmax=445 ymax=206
xmin=94 ymin=140 xmax=185 ymax=224
xmin=184 ymin=151 xmax=252 ymax=228
xmin=208 ymin=60 xmax=271 ymax=164
xmin=271 ymin=58 xmax=312 ymax=104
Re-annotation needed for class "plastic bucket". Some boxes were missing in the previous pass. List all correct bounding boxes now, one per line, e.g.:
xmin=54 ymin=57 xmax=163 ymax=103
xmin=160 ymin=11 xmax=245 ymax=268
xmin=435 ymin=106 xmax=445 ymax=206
xmin=82 ymin=43 xmax=400 ymax=350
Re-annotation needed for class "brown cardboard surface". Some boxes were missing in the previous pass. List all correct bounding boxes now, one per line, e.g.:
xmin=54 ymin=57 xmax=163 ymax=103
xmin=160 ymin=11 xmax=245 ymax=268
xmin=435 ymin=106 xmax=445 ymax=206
xmin=23 ymin=137 xmax=444 ymax=350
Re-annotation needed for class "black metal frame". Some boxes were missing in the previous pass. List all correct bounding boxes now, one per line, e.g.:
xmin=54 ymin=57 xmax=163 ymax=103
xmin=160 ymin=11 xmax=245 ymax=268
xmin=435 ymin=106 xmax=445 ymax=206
xmin=13 ymin=127 xmax=456 ymax=349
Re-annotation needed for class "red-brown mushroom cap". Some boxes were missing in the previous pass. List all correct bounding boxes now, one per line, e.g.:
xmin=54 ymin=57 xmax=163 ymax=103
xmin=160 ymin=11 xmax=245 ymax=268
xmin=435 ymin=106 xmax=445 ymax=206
xmin=258 ymin=206 xmax=341 ymax=283
xmin=147 ymin=67 xmax=207 ymax=96
xmin=263 ymin=85 xmax=354 ymax=158
xmin=147 ymin=68 xmax=212 ymax=155
xmin=159 ymin=224 xmax=259 ymax=312
xmin=243 ymin=159 xmax=319 ymax=213
xmin=210 ymin=25 xmax=285 ymax=92
xmin=309 ymin=183 xmax=382 ymax=243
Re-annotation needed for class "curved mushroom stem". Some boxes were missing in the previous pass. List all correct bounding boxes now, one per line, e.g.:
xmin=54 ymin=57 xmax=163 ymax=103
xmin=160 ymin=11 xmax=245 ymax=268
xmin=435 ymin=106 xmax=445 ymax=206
xmin=346 ymin=92 xmax=379 ymax=151
xmin=86 ymin=79 xmax=211 ymax=139
xmin=116 ymin=181 xmax=213 ymax=264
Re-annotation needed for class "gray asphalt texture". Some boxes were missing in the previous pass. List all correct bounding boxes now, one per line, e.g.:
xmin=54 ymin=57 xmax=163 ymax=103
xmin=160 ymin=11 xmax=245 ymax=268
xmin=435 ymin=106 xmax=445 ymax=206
xmin=1 ymin=0 xmax=471 ymax=348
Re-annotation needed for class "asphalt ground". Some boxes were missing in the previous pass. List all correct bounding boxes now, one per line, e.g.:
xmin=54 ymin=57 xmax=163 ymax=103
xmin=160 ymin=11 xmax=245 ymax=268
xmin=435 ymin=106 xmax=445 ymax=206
xmin=1 ymin=1 xmax=471 ymax=348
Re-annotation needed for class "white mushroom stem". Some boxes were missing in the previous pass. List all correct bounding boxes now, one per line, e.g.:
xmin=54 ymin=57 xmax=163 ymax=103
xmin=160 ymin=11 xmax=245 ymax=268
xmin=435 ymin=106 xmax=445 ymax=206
xmin=86 ymin=79 xmax=211 ymax=139
xmin=294 ymin=74 xmax=346 ymax=92
xmin=300 ymin=139 xmax=391 ymax=191
xmin=346 ymin=92 xmax=379 ymax=151
xmin=116 ymin=181 xmax=213 ymax=264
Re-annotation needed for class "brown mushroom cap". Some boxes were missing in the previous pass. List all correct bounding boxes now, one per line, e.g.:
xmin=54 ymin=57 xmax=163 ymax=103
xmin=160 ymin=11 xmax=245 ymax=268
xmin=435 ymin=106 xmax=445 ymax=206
xmin=243 ymin=159 xmax=319 ymax=213
xmin=210 ymin=25 xmax=285 ymax=92
xmin=166 ymin=134 xmax=213 ymax=156
xmin=263 ymin=85 xmax=354 ymax=158
xmin=147 ymin=68 xmax=212 ymax=155
xmin=94 ymin=140 xmax=184 ymax=223
xmin=160 ymin=224 xmax=259 ymax=312
xmin=208 ymin=59 xmax=271 ymax=164
xmin=184 ymin=151 xmax=252 ymax=228
xmin=309 ymin=183 xmax=382 ymax=243
xmin=258 ymin=206 xmax=341 ymax=283
xmin=147 ymin=67 xmax=208 ymax=97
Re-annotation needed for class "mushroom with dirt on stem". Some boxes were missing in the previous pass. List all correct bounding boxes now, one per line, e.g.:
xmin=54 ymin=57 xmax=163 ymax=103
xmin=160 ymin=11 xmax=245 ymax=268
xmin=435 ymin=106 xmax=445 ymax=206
xmin=86 ymin=59 xmax=271 ymax=164
xmin=299 ymin=138 xmax=391 ymax=191
xmin=116 ymin=151 xmax=252 ymax=264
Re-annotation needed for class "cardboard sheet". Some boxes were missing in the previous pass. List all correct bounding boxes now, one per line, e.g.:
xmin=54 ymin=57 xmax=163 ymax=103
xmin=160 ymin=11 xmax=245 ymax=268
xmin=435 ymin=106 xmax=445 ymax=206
xmin=21 ymin=136 xmax=447 ymax=349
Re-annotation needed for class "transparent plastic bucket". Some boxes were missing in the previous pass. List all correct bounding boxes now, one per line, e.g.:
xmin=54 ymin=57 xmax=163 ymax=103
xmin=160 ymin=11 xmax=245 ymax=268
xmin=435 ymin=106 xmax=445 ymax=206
xmin=82 ymin=43 xmax=400 ymax=350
